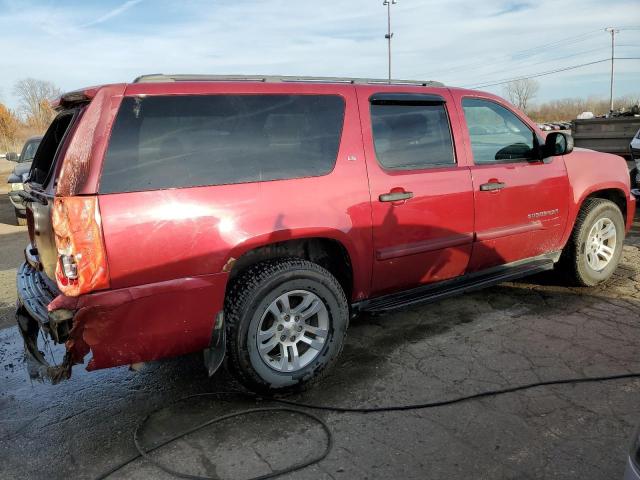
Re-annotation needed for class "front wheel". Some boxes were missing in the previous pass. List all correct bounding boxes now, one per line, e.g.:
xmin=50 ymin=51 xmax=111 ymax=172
xmin=558 ymin=198 xmax=625 ymax=286
xmin=225 ymin=258 xmax=349 ymax=393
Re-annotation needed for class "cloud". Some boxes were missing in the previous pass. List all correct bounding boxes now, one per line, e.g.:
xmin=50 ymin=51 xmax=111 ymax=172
xmin=80 ymin=0 xmax=143 ymax=28
xmin=492 ymin=1 xmax=533 ymax=16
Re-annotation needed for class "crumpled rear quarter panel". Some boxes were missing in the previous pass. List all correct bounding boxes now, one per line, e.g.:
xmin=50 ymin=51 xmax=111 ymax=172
xmin=55 ymin=273 xmax=227 ymax=370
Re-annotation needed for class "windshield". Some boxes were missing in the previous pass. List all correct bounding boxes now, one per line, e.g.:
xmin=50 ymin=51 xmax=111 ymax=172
xmin=19 ymin=139 xmax=41 ymax=163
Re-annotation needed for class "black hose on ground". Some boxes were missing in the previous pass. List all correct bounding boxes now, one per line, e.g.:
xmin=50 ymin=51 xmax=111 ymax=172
xmin=96 ymin=371 xmax=640 ymax=480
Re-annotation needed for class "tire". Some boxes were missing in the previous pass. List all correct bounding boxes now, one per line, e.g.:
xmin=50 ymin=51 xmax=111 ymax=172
xmin=15 ymin=209 xmax=26 ymax=226
xmin=558 ymin=198 xmax=625 ymax=286
xmin=225 ymin=258 xmax=349 ymax=393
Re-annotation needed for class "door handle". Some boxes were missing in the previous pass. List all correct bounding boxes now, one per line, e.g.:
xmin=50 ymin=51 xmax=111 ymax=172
xmin=379 ymin=191 xmax=414 ymax=202
xmin=479 ymin=182 xmax=506 ymax=192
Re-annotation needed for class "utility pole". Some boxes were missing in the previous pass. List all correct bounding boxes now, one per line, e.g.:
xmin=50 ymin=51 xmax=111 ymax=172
xmin=383 ymin=0 xmax=397 ymax=83
xmin=605 ymin=27 xmax=619 ymax=114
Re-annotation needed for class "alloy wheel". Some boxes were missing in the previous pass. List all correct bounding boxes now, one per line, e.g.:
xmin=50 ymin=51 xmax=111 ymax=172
xmin=256 ymin=290 xmax=330 ymax=372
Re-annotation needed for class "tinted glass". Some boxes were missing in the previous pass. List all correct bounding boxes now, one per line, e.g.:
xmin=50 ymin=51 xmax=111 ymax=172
xmin=20 ymin=139 xmax=40 ymax=163
xmin=462 ymin=98 xmax=535 ymax=164
xmin=30 ymin=113 xmax=74 ymax=185
xmin=100 ymin=95 xmax=345 ymax=193
xmin=370 ymin=103 xmax=455 ymax=170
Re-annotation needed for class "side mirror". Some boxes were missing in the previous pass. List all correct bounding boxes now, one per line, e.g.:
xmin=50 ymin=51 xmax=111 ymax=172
xmin=544 ymin=131 xmax=573 ymax=157
xmin=5 ymin=152 xmax=18 ymax=162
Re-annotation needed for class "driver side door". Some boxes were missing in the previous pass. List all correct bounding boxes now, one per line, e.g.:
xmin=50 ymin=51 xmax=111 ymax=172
xmin=455 ymin=94 xmax=571 ymax=272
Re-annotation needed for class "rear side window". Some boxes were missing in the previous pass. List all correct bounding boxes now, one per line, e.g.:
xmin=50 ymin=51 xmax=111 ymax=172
xmin=99 ymin=94 xmax=345 ymax=193
xmin=462 ymin=98 xmax=535 ymax=164
xmin=370 ymin=103 xmax=455 ymax=170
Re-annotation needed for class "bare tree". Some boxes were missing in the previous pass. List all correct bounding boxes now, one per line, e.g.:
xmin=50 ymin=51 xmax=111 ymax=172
xmin=503 ymin=78 xmax=539 ymax=112
xmin=13 ymin=78 xmax=62 ymax=131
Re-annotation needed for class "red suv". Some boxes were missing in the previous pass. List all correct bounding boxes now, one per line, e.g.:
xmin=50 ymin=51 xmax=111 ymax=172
xmin=16 ymin=74 xmax=635 ymax=392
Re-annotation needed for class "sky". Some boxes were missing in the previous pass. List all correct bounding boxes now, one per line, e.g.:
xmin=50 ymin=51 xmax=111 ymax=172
xmin=0 ymin=0 xmax=639 ymax=110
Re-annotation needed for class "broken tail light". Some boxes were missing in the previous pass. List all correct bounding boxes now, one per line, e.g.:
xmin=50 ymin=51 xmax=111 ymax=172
xmin=52 ymin=196 xmax=110 ymax=296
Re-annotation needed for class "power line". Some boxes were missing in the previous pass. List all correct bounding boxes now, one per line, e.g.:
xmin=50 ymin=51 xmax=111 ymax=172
xmin=429 ymin=29 xmax=603 ymax=77
xmin=510 ymin=29 xmax=602 ymax=58
xmin=462 ymin=46 xmax=615 ymax=84
xmin=432 ymin=27 xmax=640 ymax=80
xmin=464 ymin=58 xmax=640 ymax=89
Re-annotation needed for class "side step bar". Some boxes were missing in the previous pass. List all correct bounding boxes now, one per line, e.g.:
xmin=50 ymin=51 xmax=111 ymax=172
xmin=354 ymin=256 xmax=556 ymax=314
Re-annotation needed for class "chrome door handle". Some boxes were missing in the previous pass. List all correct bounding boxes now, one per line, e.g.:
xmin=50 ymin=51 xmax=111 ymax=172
xmin=379 ymin=191 xmax=413 ymax=202
xmin=479 ymin=182 xmax=506 ymax=192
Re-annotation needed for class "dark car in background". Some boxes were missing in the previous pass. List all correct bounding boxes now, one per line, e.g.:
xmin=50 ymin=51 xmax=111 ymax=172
xmin=6 ymin=136 xmax=42 ymax=225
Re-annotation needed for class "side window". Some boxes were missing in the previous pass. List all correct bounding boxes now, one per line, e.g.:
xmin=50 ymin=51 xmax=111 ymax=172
xmin=100 ymin=94 xmax=345 ymax=194
xmin=370 ymin=103 xmax=455 ymax=170
xmin=462 ymin=98 xmax=535 ymax=164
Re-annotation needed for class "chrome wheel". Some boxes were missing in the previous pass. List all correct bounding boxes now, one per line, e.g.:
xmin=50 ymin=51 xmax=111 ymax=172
xmin=256 ymin=290 xmax=329 ymax=372
xmin=585 ymin=217 xmax=617 ymax=271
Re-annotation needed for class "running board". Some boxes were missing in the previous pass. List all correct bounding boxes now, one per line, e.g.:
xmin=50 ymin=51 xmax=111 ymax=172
xmin=354 ymin=257 xmax=556 ymax=314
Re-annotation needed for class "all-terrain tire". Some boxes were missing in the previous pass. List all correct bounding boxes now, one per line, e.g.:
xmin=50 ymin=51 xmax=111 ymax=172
xmin=557 ymin=198 xmax=625 ymax=286
xmin=225 ymin=258 xmax=349 ymax=393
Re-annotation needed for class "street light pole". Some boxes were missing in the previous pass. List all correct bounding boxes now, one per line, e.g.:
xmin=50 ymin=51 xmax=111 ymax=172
xmin=383 ymin=0 xmax=397 ymax=83
xmin=605 ymin=27 xmax=619 ymax=113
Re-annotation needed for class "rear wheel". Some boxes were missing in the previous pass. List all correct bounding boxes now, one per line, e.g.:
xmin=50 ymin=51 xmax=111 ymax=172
xmin=558 ymin=198 xmax=625 ymax=286
xmin=225 ymin=258 xmax=349 ymax=393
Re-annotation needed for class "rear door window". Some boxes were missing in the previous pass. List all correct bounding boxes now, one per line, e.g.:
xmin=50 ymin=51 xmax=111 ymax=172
xmin=370 ymin=102 xmax=455 ymax=170
xmin=99 ymin=94 xmax=345 ymax=193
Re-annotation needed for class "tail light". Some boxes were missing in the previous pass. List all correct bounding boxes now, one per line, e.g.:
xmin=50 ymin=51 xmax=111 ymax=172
xmin=51 ymin=196 xmax=110 ymax=296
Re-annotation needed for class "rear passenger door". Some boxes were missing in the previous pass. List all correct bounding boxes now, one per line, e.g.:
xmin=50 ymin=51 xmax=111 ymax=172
xmin=455 ymin=94 xmax=570 ymax=272
xmin=357 ymin=87 xmax=475 ymax=296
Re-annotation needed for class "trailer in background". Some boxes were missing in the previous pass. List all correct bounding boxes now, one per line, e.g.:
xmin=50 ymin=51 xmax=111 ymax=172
xmin=571 ymin=116 xmax=640 ymax=161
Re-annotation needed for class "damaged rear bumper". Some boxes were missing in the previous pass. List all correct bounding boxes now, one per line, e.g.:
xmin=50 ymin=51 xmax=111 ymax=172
xmin=16 ymin=261 xmax=229 ymax=383
xmin=16 ymin=261 xmax=74 ymax=382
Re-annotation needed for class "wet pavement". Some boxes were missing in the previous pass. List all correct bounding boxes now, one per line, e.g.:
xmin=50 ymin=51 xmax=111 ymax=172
xmin=0 ymin=190 xmax=639 ymax=479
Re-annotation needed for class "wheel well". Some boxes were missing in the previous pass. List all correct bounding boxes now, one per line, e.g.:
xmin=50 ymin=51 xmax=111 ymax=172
xmin=227 ymin=238 xmax=353 ymax=299
xmin=583 ymin=188 xmax=627 ymax=219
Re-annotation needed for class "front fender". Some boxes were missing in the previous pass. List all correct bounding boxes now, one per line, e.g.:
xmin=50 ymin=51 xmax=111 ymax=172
xmin=562 ymin=148 xmax=635 ymax=244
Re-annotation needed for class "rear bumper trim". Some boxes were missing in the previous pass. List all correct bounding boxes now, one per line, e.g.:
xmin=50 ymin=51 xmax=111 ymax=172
xmin=17 ymin=261 xmax=58 ymax=325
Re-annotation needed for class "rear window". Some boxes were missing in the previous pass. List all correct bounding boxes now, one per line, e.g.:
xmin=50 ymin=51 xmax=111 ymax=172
xmin=99 ymin=94 xmax=345 ymax=193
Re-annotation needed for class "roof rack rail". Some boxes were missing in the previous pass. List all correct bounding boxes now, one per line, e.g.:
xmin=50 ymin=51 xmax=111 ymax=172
xmin=132 ymin=74 xmax=444 ymax=87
